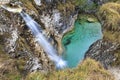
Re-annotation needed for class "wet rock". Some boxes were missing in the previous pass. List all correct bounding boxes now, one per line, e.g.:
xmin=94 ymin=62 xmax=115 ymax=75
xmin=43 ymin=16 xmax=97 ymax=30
xmin=87 ymin=18 xmax=96 ymax=22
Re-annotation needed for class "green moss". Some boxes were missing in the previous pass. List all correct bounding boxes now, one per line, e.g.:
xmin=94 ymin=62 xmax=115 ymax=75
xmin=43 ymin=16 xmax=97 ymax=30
xmin=20 ymin=0 xmax=39 ymax=14
xmin=75 ymin=0 xmax=87 ymax=6
xmin=26 ymin=72 xmax=47 ymax=80
xmin=26 ymin=58 xmax=114 ymax=80
xmin=57 ymin=1 xmax=75 ymax=16
xmin=75 ymin=0 xmax=97 ymax=11
xmin=4 ymin=73 xmax=21 ymax=80
xmin=78 ymin=14 xmax=98 ymax=22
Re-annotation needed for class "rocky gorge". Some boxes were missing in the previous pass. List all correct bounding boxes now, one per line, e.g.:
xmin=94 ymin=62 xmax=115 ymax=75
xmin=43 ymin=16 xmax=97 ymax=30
xmin=0 ymin=0 xmax=120 ymax=80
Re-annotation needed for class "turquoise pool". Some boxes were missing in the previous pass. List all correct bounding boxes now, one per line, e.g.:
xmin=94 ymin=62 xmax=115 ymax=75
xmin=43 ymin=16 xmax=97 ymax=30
xmin=62 ymin=20 xmax=103 ymax=68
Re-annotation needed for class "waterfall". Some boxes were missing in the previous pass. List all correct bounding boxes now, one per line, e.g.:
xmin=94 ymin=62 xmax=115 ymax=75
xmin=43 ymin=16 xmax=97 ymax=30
xmin=34 ymin=0 xmax=41 ymax=6
xmin=20 ymin=11 xmax=67 ymax=69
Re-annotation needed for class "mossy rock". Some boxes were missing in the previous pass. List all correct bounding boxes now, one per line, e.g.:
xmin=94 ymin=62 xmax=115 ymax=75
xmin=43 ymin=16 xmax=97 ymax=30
xmin=78 ymin=14 xmax=98 ymax=23
xmin=75 ymin=0 xmax=97 ymax=12
xmin=87 ymin=18 xmax=97 ymax=22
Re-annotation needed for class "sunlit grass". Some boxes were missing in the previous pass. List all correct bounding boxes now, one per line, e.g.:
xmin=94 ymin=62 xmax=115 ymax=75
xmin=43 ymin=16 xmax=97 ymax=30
xmin=26 ymin=58 xmax=114 ymax=80
xmin=98 ymin=2 xmax=120 ymax=31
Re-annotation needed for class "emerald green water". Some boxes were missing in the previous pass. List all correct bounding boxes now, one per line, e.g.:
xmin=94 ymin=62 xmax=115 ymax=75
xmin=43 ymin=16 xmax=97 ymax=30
xmin=62 ymin=20 xmax=103 ymax=68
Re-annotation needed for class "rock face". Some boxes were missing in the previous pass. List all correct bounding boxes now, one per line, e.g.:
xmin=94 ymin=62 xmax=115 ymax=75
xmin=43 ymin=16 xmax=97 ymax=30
xmin=0 ymin=0 xmax=77 ymax=74
xmin=85 ymin=39 xmax=119 ymax=69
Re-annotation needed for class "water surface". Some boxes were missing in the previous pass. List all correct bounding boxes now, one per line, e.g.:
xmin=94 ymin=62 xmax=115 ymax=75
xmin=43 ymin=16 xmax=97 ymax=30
xmin=62 ymin=20 xmax=102 ymax=68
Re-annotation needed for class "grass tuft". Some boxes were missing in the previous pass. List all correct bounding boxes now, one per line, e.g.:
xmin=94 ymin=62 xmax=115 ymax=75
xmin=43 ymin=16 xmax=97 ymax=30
xmin=26 ymin=58 xmax=114 ymax=80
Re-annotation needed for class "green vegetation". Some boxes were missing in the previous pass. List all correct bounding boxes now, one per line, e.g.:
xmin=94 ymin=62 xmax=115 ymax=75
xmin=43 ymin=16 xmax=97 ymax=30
xmin=57 ymin=1 xmax=75 ymax=15
xmin=75 ymin=0 xmax=97 ymax=12
xmin=98 ymin=2 xmax=120 ymax=44
xmin=0 ymin=41 xmax=26 ymax=80
xmin=0 ymin=0 xmax=120 ymax=80
xmin=77 ymin=14 xmax=98 ymax=22
xmin=98 ymin=2 xmax=120 ymax=67
xmin=113 ymin=49 xmax=120 ymax=66
xmin=0 ymin=46 xmax=22 ymax=80
xmin=98 ymin=2 xmax=120 ymax=31
xmin=104 ymin=31 xmax=120 ymax=43
xmin=20 ymin=0 xmax=39 ymax=14
xmin=26 ymin=58 xmax=114 ymax=80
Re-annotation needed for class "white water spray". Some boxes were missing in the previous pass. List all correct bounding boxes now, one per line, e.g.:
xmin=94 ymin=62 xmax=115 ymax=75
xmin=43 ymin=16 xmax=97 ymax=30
xmin=20 ymin=11 xmax=67 ymax=69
